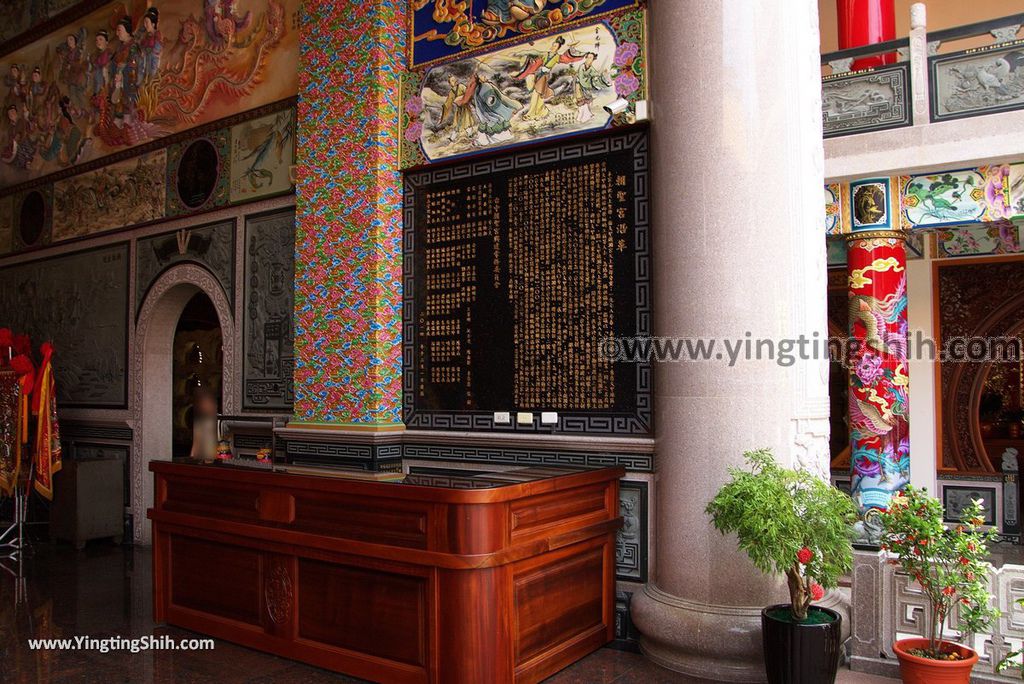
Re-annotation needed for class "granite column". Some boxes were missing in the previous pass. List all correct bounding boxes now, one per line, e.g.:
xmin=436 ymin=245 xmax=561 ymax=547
xmin=629 ymin=1 xmax=837 ymax=680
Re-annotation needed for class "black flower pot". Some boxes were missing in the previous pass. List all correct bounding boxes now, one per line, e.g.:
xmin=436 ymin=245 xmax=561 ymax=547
xmin=761 ymin=604 xmax=841 ymax=684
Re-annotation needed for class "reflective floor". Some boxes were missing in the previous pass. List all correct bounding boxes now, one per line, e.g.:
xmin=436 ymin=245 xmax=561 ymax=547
xmin=0 ymin=541 xmax=895 ymax=683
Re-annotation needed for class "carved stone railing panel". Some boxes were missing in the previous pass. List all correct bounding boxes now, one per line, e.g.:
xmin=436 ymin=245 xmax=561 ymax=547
xmin=821 ymin=13 xmax=1024 ymax=136
xmin=822 ymin=62 xmax=913 ymax=138
xmin=929 ymin=40 xmax=1024 ymax=123
xmin=853 ymin=549 xmax=1024 ymax=680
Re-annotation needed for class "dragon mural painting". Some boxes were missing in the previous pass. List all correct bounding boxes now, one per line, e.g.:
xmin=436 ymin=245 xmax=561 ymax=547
xmin=0 ymin=0 xmax=297 ymax=189
xmin=847 ymin=232 xmax=910 ymax=527
xmin=410 ymin=0 xmax=638 ymax=68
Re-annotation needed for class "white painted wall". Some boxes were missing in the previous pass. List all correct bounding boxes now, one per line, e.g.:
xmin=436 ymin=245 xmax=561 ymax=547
xmin=906 ymin=241 xmax=938 ymax=494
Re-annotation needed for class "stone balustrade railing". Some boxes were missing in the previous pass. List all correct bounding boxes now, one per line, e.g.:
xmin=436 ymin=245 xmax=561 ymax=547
xmin=851 ymin=548 xmax=1024 ymax=681
xmin=821 ymin=8 xmax=1024 ymax=138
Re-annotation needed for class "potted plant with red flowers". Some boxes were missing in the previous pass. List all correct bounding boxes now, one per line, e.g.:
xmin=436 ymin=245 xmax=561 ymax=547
xmin=706 ymin=449 xmax=857 ymax=684
xmin=880 ymin=486 xmax=999 ymax=684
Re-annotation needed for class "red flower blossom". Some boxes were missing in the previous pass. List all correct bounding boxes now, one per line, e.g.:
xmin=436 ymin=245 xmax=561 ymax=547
xmin=810 ymin=583 xmax=825 ymax=601
xmin=959 ymin=557 xmax=969 ymax=565
xmin=797 ymin=547 xmax=813 ymax=565
xmin=943 ymin=586 xmax=956 ymax=597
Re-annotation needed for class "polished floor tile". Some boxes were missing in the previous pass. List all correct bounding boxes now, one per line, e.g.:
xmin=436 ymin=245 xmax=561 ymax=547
xmin=0 ymin=542 xmax=896 ymax=683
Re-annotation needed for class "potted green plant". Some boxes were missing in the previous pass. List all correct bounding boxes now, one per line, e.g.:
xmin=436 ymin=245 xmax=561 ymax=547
xmin=706 ymin=449 xmax=856 ymax=684
xmin=880 ymin=486 xmax=999 ymax=684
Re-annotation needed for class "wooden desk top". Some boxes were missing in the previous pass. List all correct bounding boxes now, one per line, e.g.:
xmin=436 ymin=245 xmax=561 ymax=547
xmin=150 ymin=460 xmax=626 ymax=504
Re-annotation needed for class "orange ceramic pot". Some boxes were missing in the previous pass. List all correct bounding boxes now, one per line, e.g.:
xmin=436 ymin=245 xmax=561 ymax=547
xmin=893 ymin=638 xmax=978 ymax=684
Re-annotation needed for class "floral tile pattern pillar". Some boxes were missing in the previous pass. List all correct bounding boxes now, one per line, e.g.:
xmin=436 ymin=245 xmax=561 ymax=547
xmin=292 ymin=0 xmax=405 ymax=426
xmin=847 ymin=231 xmax=910 ymax=518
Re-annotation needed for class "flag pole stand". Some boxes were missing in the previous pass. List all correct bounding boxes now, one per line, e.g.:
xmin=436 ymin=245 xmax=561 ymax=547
xmin=0 ymin=475 xmax=28 ymax=560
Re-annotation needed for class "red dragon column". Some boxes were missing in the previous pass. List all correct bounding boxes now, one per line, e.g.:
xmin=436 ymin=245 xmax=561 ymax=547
xmin=847 ymin=230 xmax=909 ymax=540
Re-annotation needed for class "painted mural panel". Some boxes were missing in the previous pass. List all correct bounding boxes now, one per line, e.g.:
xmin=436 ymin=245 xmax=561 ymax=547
xmin=401 ymin=10 xmax=645 ymax=167
xmin=0 ymin=0 xmax=299 ymax=190
xmin=409 ymin=0 xmax=639 ymax=68
xmin=0 ymin=0 xmax=82 ymax=47
xmin=135 ymin=219 xmax=234 ymax=310
xmin=52 ymin=148 xmax=166 ymax=240
xmin=0 ymin=243 xmax=128 ymax=406
xmin=1011 ymin=163 xmax=1024 ymax=219
xmin=899 ymin=166 xmax=1010 ymax=229
xmin=243 ymin=208 xmax=294 ymax=410
xmin=824 ymin=183 xmax=841 ymax=235
xmin=850 ymin=178 xmax=892 ymax=231
xmin=937 ymin=223 xmax=1022 ymax=258
xmin=229 ymin=107 xmax=293 ymax=203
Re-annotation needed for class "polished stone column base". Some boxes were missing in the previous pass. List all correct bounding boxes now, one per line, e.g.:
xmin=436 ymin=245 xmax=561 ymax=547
xmin=631 ymin=584 xmax=852 ymax=682
xmin=630 ymin=584 xmax=767 ymax=682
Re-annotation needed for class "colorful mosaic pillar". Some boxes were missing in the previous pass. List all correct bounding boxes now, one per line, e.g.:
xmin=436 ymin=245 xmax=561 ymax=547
xmin=847 ymin=230 xmax=910 ymax=518
xmin=292 ymin=0 xmax=406 ymax=427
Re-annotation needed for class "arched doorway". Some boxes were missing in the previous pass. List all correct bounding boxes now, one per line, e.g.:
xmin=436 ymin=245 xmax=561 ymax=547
xmin=172 ymin=293 xmax=223 ymax=459
xmin=132 ymin=264 xmax=234 ymax=544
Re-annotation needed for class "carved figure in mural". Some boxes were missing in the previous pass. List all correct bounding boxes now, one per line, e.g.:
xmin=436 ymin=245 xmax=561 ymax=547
xmin=1 ymin=104 xmax=39 ymax=170
xmin=136 ymin=7 xmax=163 ymax=84
xmin=40 ymin=96 xmax=86 ymax=166
xmin=203 ymin=0 xmax=252 ymax=49
xmin=482 ymin=0 xmax=544 ymax=26
xmin=88 ymin=30 xmax=113 ymax=100
xmin=467 ymin=72 xmax=520 ymax=145
xmin=234 ymin=109 xmax=292 ymax=190
xmin=57 ymin=30 xmax=89 ymax=111
xmin=27 ymin=67 xmax=49 ymax=120
xmin=514 ymin=35 xmax=585 ymax=120
xmin=4 ymin=65 xmax=27 ymax=110
xmin=111 ymin=16 xmax=140 ymax=124
xmin=438 ymin=74 xmax=477 ymax=141
xmin=570 ymin=51 xmax=611 ymax=123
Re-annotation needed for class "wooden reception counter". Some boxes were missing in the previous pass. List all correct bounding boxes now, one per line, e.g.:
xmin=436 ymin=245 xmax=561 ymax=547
xmin=148 ymin=460 xmax=624 ymax=683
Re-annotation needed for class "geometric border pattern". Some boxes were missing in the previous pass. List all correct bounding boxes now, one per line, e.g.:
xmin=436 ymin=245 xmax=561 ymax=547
xmin=401 ymin=442 xmax=653 ymax=472
xmin=277 ymin=434 xmax=654 ymax=474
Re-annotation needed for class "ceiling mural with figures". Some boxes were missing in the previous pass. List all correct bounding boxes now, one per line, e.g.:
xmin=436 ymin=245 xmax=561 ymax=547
xmin=0 ymin=0 xmax=299 ymax=190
